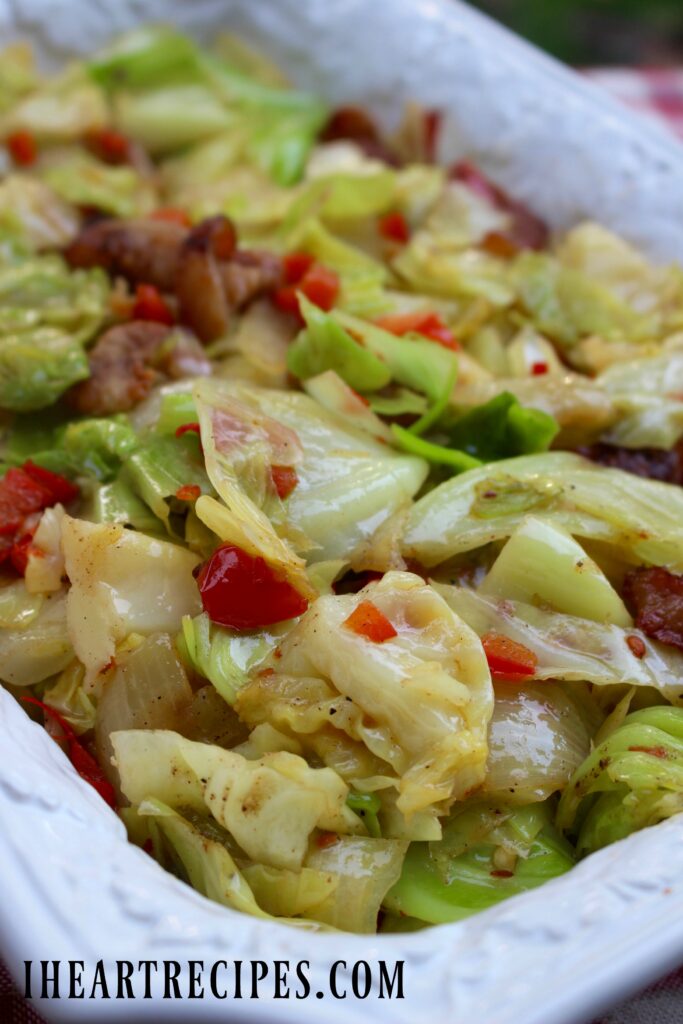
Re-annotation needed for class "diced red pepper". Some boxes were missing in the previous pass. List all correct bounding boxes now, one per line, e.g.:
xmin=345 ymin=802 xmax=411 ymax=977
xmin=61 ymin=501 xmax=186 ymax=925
xmin=270 ymin=465 xmax=299 ymax=500
xmin=197 ymin=544 xmax=309 ymax=630
xmin=531 ymin=361 xmax=549 ymax=376
xmin=283 ymin=251 xmax=315 ymax=285
xmin=22 ymin=460 xmax=79 ymax=505
xmin=85 ymin=128 xmax=130 ymax=164
xmin=378 ymin=211 xmax=410 ymax=244
xmin=343 ymin=599 xmax=397 ymax=643
xmin=7 ymin=130 xmax=37 ymax=166
xmin=375 ymin=309 xmax=459 ymax=351
xmin=175 ymin=484 xmax=201 ymax=502
xmin=150 ymin=207 xmax=192 ymax=228
xmin=273 ymin=260 xmax=340 ymax=320
xmin=481 ymin=632 xmax=538 ymax=681
xmin=20 ymin=696 xmax=117 ymax=808
xmin=175 ymin=422 xmax=201 ymax=439
xmin=132 ymin=283 xmax=174 ymax=325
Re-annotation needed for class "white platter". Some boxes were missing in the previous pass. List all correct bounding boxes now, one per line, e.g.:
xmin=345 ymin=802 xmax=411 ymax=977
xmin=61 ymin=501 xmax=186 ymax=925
xmin=0 ymin=2 xmax=682 ymax=1022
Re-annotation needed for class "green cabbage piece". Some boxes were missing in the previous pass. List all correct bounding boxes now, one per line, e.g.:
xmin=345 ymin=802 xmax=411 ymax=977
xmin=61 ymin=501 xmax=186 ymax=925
xmin=403 ymin=451 xmax=683 ymax=569
xmin=437 ymin=586 xmax=683 ymax=707
xmin=384 ymin=799 xmax=574 ymax=925
xmin=512 ymin=250 xmax=657 ymax=352
xmin=0 ymin=254 xmax=109 ymax=411
xmin=124 ymin=433 xmax=213 ymax=536
xmin=391 ymin=425 xmax=481 ymax=474
xmin=347 ymin=790 xmax=382 ymax=838
xmin=557 ymin=707 xmax=683 ymax=855
xmin=59 ymin=417 xmax=139 ymax=481
xmin=287 ymin=296 xmax=391 ymax=391
xmin=444 ymin=392 xmax=559 ymax=461
xmin=89 ymin=476 xmax=162 ymax=533
xmin=42 ymin=153 xmax=155 ymax=218
xmin=193 ymin=379 xmax=427 ymax=564
xmin=110 ymin=728 xmax=362 ymax=870
xmin=1 ymin=65 xmax=107 ymax=141
xmin=179 ymin=612 xmax=279 ymax=705
xmin=0 ymin=589 xmax=73 ymax=686
xmin=0 ymin=44 xmax=37 ymax=114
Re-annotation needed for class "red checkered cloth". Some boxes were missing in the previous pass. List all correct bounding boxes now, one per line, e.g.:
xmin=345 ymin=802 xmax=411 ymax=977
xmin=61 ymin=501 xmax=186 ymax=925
xmin=1 ymin=67 xmax=683 ymax=1024
xmin=584 ymin=67 xmax=683 ymax=140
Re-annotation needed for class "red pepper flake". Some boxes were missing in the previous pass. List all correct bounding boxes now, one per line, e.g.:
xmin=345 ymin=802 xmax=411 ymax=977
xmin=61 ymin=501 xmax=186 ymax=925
xmin=175 ymin=484 xmax=201 ymax=502
xmin=481 ymin=231 xmax=519 ymax=259
xmin=132 ymin=283 xmax=174 ymax=325
xmin=175 ymin=422 xmax=201 ymax=439
xmin=423 ymin=109 xmax=441 ymax=163
xmin=85 ymin=128 xmax=130 ymax=165
xmin=490 ymin=869 xmax=514 ymax=878
xmin=375 ymin=310 xmax=459 ymax=351
xmin=7 ymin=130 xmax=37 ymax=166
xmin=531 ymin=361 xmax=549 ymax=376
xmin=628 ymin=745 xmax=670 ymax=759
xmin=20 ymin=696 xmax=116 ymax=808
xmin=197 ymin=543 xmax=309 ymax=630
xmin=344 ymin=600 xmax=397 ymax=643
xmin=378 ymin=211 xmax=410 ymax=244
xmin=316 ymin=831 xmax=339 ymax=849
xmin=142 ymin=838 xmax=155 ymax=856
xmin=481 ymin=632 xmax=538 ymax=682
xmin=150 ymin=207 xmax=192 ymax=228
xmin=626 ymin=635 xmax=647 ymax=659
xmin=270 ymin=465 xmax=299 ymax=500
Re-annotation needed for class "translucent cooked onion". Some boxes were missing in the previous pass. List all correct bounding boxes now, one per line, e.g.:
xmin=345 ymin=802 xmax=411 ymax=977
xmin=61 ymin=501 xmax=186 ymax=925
xmin=95 ymin=633 xmax=193 ymax=791
xmin=482 ymin=682 xmax=592 ymax=803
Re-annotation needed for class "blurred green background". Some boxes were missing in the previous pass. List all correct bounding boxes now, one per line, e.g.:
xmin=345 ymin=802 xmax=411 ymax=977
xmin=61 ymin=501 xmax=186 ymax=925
xmin=469 ymin=0 xmax=683 ymax=65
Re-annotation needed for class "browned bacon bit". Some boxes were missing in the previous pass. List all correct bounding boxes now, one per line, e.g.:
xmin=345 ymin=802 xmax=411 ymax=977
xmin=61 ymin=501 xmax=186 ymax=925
xmin=220 ymin=249 xmax=283 ymax=309
xmin=623 ymin=566 xmax=683 ymax=651
xmin=320 ymin=106 xmax=401 ymax=165
xmin=628 ymin=745 xmax=670 ymax=759
xmin=66 ymin=217 xmax=187 ymax=291
xmin=577 ymin=442 xmax=683 ymax=486
xmin=67 ymin=321 xmax=171 ymax=415
xmin=626 ymin=635 xmax=647 ymax=659
xmin=175 ymin=216 xmax=232 ymax=343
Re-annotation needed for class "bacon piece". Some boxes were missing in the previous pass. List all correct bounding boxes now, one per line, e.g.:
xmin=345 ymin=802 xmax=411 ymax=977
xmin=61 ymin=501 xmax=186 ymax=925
xmin=66 ymin=217 xmax=186 ymax=291
xmin=577 ymin=443 xmax=683 ymax=485
xmin=67 ymin=321 xmax=171 ymax=415
xmin=623 ymin=567 xmax=683 ymax=651
xmin=320 ymin=106 xmax=401 ymax=165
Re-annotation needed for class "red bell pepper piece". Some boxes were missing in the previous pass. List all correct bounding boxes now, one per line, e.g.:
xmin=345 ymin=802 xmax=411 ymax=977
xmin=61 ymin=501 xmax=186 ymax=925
xmin=375 ymin=309 xmax=459 ymax=351
xmin=481 ymin=632 xmax=538 ymax=682
xmin=378 ymin=211 xmax=410 ymax=244
xmin=343 ymin=600 xmax=397 ymax=643
xmin=21 ymin=696 xmax=117 ymax=808
xmin=270 ymin=465 xmax=299 ymax=500
xmin=197 ymin=544 xmax=309 ymax=630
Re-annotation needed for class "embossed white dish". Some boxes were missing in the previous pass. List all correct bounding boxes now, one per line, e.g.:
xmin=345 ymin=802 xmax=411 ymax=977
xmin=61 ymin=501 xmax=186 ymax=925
xmin=0 ymin=2 xmax=683 ymax=1022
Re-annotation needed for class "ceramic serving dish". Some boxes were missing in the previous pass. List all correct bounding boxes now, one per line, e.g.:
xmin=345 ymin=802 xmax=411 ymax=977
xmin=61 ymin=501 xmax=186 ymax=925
xmin=0 ymin=2 xmax=682 ymax=1022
